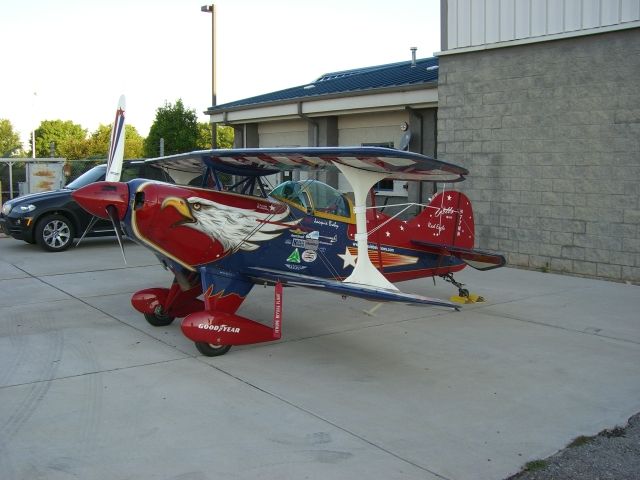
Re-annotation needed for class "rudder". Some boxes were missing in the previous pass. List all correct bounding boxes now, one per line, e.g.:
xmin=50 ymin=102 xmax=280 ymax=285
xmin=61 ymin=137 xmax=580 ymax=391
xmin=410 ymin=190 xmax=475 ymax=249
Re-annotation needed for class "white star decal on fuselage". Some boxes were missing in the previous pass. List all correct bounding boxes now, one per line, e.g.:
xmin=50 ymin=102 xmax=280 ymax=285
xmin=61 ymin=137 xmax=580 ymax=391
xmin=338 ymin=247 xmax=358 ymax=269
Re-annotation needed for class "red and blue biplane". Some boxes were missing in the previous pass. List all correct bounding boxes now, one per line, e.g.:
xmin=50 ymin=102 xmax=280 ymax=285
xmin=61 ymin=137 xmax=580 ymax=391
xmin=72 ymin=98 xmax=505 ymax=356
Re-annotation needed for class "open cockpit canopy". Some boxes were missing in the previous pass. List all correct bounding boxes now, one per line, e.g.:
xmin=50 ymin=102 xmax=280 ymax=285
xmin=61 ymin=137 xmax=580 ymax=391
xmin=271 ymin=179 xmax=351 ymax=218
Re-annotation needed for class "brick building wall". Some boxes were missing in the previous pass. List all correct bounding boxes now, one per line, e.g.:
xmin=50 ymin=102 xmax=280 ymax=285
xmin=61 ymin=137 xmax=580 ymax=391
xmin=437 ymin=28 xmax=640 ymax=282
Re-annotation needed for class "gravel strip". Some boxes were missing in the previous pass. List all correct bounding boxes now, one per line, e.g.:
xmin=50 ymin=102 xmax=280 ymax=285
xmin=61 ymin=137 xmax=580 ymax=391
xmin=507 ymin=413 xmax=640 ymax=480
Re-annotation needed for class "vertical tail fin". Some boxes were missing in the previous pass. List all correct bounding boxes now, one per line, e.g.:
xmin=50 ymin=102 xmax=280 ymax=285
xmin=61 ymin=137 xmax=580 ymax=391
xmin=106 ymin=95 xmax=126 ymax=182
xmin=410 ymin=190 xmax=475 ymax=249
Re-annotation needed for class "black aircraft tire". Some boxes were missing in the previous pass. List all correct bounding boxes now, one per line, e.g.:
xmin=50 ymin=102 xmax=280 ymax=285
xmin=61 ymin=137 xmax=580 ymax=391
xmin=144 ymin=312 xmax=175 ymax=327
xmin=195 ymin=342 xmax=232 ymax=357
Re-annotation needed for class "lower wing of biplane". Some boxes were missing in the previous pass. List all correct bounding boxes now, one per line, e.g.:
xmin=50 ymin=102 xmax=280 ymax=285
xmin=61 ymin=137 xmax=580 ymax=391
xmin=244 ymin=267 xmax=459 ymax=308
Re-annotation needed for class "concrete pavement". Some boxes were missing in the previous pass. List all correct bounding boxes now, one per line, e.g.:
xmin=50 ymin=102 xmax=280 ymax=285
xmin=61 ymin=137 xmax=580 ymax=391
xmin=0 ymin=236 xmax=639 ymax=479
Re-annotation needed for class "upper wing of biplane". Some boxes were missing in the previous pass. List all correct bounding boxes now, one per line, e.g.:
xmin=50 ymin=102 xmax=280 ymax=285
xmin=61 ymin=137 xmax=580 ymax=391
xmin=145 ymin=146 xmax=468 ymax=183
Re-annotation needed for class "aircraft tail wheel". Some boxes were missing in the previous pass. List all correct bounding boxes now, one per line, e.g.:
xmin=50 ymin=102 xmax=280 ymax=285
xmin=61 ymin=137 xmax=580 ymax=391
xmin=195 ymin=342 xmax=232 ymax=357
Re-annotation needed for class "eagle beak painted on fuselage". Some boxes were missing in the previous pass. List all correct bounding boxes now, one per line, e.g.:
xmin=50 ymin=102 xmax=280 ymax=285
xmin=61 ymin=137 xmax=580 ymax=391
xmin=161 ymin=197 xmax=195 ymax=226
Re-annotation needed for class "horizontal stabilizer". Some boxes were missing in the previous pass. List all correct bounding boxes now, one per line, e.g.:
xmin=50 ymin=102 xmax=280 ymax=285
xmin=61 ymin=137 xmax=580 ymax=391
xmin=245 ymin=267 xmax=458 ymax=309
xmin=411 ymin=240 xmax=506 ymax=271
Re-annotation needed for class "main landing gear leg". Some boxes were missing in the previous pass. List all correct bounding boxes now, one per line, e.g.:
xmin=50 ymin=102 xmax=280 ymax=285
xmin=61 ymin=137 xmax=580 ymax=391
xmin=132 ymin=277 xmax=204 ymax=325
xmin=440 ymin=273 xmax=485 ymax=304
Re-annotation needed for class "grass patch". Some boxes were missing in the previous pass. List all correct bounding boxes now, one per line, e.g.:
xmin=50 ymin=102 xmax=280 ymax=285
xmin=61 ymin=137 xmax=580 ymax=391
xmin=568 ymin=435 xmax=594 ymax=448
xmin=524 ymin=460 xmax=548 ymax=472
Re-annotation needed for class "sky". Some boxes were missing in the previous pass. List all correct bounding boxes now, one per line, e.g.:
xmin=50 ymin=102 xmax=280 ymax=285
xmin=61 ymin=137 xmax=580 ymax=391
xmin=1 ymin=0 xmax=441 ymax=149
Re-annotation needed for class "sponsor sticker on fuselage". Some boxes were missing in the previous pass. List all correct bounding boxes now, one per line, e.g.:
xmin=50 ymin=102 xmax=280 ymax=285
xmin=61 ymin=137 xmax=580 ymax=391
xmin=301 ymin=250 xmax=317 ymax=262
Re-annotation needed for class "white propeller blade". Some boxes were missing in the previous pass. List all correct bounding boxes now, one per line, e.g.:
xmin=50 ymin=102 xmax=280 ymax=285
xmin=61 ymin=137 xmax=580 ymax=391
xmin=106 ymin=95 xmax=126 ymax=182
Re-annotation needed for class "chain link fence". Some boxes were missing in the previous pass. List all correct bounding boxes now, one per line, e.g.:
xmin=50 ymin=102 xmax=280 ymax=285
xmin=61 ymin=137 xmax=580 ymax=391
xmin=0 ymin=159 xmax=108 ymax=204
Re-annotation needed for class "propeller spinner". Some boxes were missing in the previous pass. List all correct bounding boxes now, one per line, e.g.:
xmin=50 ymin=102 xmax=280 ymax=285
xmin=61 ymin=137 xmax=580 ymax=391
xmin=72 ymin=181 xmax=130 ymax=262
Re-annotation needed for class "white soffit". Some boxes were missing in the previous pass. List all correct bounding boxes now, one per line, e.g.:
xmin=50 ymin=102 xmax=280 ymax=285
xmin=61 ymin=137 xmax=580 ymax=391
xmin=209 ymin=88 xmax=438 ymax=124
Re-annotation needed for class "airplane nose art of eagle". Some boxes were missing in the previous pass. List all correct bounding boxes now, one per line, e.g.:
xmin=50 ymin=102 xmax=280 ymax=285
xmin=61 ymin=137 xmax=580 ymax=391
xmin=131 ymin=182 xmax=300 ymax=268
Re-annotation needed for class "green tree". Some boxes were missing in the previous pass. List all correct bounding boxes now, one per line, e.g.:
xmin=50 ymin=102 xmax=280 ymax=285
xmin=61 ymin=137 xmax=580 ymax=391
xmin=144 ymin=99 xmax=198 ymax=158
xmin=197 ymin=123 xmax=234 ymax=150
xmin=0 ymin=119 xmax=23 ymax=157
xmin=34 ymin=120 xmax=88 ymax=160
xmin=88 ymin=124 xmax=145 ymax=159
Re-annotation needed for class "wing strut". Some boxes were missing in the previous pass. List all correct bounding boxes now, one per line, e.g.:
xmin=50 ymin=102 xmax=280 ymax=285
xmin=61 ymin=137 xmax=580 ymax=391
xmin=335 ymin=163 xmax=398 ymax=291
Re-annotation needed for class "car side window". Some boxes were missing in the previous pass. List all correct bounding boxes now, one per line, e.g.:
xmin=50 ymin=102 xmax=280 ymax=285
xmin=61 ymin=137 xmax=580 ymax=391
xmin=120 ymin=166 xmax=140 ymax=182
xmin=149 ymin=166 xmax=174 ymax=182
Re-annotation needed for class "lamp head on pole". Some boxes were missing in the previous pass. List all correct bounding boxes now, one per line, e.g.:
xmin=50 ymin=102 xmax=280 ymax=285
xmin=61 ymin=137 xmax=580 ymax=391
xmin=201 ymin=5 xmax=213 ymax=12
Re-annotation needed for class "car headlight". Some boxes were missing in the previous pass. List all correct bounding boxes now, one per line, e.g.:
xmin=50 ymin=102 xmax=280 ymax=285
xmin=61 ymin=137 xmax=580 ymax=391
xmin=18 ymin=204 xmax=37 ymax=213
xmin=1 ymin=203 xmax=11 ymax=215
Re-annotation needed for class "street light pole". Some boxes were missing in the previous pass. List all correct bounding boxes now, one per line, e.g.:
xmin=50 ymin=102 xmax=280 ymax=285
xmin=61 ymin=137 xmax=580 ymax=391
xmin=201 ymin=4 xmax=217 ymax=149
xmin=32 ymin=91 xmax=37 ymax=158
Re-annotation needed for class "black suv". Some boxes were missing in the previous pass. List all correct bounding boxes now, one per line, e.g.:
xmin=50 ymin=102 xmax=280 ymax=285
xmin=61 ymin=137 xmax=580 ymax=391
xmin=0 ymin=161 xmax=173 ymax=252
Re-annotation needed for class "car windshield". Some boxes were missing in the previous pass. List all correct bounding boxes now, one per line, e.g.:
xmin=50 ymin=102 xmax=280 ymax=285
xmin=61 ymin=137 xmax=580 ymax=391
xmin=66 ymin=166 xmax=106 ymax=189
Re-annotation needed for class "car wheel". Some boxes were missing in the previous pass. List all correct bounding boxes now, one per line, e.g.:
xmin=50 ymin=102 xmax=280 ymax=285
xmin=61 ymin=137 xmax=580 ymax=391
xmin=35 ymin=214 xmax=75 ymax=252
